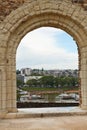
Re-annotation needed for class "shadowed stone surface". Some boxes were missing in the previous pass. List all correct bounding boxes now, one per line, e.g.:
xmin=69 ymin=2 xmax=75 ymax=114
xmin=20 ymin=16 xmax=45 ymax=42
xmin=0 ymin=0 xmax=26 ymax=22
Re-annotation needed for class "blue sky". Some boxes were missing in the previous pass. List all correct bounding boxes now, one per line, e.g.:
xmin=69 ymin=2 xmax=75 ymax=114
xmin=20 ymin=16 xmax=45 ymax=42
xmin=16 ymin=27 xmax=78 ymax=70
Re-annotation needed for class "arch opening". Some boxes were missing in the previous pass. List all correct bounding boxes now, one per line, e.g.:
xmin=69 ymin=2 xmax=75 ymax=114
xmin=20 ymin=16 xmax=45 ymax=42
xmin=5 ymin=14 xmax=84 ymax=113
xmin=16 ymin=27 xmax=79 ymax=108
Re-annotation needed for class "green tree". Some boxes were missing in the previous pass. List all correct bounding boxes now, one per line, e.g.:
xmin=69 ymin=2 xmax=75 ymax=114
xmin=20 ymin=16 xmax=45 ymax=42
xmin=16 ymin=70 xmax=20 ymax=74
xmin=17 ymin=79 xmax=23 ymax=87
xmin=39 ymin=76 xmax=55 ymax=87
xmin=26 ymin=79 xmax=38 ymax=87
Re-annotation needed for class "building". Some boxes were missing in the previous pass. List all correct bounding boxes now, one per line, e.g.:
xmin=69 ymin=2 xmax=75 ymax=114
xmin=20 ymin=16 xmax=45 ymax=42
xmin=21 ymin=68 xmax=32 ymax=76
xmin=24 ymin=76 xmax=42 ymax=83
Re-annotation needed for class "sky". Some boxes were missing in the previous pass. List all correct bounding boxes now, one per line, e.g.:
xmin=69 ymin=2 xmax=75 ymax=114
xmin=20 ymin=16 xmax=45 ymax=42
xmin=16 ymin=27 xmax=78 ymax=70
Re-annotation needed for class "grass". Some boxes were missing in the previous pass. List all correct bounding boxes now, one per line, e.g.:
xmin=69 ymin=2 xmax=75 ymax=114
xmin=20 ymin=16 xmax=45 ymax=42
xmin=23 ymin=87 xmax=57 ymax=91
xmin=22 ymin=86 xmax=79 ymax=92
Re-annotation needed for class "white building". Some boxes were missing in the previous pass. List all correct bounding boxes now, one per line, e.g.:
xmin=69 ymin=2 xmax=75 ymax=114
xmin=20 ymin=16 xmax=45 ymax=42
xmin=24 ymin=76 xmax=42 ymax=83
xmin=21 ymin=68 xmax=32 ymax=76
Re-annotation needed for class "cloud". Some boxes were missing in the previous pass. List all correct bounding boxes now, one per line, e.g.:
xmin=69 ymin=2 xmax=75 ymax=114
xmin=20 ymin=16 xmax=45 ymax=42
xmin=16 ymin=27 xmax=78 ymax=70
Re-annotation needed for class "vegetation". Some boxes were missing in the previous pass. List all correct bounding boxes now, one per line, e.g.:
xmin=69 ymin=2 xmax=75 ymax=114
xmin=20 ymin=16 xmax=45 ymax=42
xmin=26 ymin=76 xmax=78 ymax=87
xmin=22 ymin=86 xmax=79 ymax=92
xmin=16 ymin=70 xmax=21 ymax=74
xmin=17 ymin=79 xmax=24 ymax=87
xmin=17 ymin=75 xmax=79 ymax=102
xmin=22 ymin=75 xmax=79 ymax=92
xmin=17 ymin=90 xmax=21 ymax=101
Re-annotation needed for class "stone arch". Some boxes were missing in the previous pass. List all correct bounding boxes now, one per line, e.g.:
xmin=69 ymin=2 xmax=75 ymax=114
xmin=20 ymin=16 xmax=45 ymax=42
xmin=0 ymin=0 xmax=87 ymax=117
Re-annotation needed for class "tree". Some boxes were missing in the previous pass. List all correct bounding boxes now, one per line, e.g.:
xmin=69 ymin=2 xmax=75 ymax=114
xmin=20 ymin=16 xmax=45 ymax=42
xmin=16 ymin=70 xmax=20 ymax=74
xmin=39 ymin=76 xmax=55 ymax=88
xmin=26 ymin=79 xmax=38 ymax=87
xmin=17 ymin=79 xmax=23 ymax=88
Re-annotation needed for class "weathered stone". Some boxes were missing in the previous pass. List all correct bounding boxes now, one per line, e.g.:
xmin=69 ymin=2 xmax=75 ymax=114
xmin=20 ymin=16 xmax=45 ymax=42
xmin=0 ymin=0 xmax=87 ymax=118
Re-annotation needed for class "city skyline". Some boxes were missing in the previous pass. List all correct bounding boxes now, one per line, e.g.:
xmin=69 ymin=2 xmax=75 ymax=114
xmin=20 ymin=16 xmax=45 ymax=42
xmin=16 ymin=27 xmax=78 ymax=70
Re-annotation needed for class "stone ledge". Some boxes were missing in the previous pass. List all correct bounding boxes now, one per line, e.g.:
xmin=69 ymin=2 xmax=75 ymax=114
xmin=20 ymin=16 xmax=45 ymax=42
xmin=4 ymin=111 xmax=87 ymax=119
xmin=3 ymin=107 xmax=87 ymax=119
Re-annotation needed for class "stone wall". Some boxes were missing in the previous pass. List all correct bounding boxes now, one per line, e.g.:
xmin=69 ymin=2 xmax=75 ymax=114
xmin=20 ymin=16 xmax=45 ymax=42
xmin=0 ymin=0 xmax=87 ymax=22
xmin=0 ymin=0 xmax=87 ymax=117
xmin=0 ymin=0 xmax=27 ymax=22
